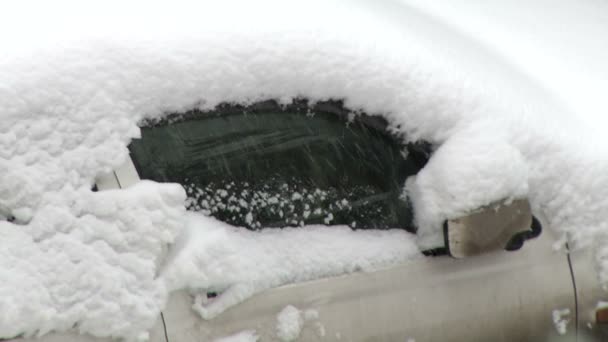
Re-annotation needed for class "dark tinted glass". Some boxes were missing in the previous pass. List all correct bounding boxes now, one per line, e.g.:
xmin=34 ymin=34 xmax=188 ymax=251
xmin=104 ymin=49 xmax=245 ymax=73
xmin=129 ymin=100 xmax=430 ymax=231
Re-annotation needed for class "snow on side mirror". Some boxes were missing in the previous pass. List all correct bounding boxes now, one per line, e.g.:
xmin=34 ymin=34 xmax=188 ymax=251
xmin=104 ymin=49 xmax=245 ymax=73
xmin=445 ymin=199 xmax=541 ymax=258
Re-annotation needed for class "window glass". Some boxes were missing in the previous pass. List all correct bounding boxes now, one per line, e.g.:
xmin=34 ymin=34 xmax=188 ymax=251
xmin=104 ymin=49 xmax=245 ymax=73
xmin=129 ymin=100 xmax=430 ymax=231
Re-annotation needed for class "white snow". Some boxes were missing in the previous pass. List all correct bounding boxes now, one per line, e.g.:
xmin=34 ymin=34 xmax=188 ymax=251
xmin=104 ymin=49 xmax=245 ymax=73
xmin=1 ymin=0 xmax=608 ymax=340
xmin=163 ymin=213 xmax=419 ymax=319
xmin=213 ymin=330 xmax=259 ymax=342
xmin=552 ymin=308 xmax=571 ymax=336
xmin=315 ymin=322 xmax=326 ymax=338
xmin=276 ymin=305 xmax=304 ymax=342
xmin=596 ymin=301 xmax=608 ymax=310
xmin=403 ymin=0 xmax=608 ymax=132
xmin=276 ymin=306 xmax=323 ymax=340
xmin=400 ymin=0 xmax=608 ymax=255
xmin=303 ymin=309 xmax=319 ymax=321
xmin=0 ymin=181 xmax=185 ymax=341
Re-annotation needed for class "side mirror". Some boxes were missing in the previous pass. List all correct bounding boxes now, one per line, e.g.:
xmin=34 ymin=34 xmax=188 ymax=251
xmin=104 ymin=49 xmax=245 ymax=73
xmin=445 ymin=199 xmax=541 ymax=258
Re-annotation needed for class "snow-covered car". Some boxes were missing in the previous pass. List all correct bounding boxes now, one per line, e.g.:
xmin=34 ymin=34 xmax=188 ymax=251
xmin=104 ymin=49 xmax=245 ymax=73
xmin=10 ymin=100 xmax=604 ymax=341
xmin=90 ymin=101 xmax=604 ymax=342
xmin=3 ymin=0 xmax=608 ymax=341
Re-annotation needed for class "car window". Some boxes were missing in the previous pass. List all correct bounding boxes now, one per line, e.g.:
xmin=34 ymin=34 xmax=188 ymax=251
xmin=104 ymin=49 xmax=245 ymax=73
xmin=128 ymin=99 xmax=431 ymax=232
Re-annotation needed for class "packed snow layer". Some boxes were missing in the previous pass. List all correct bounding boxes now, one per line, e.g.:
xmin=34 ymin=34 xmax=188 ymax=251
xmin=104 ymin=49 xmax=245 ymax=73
xmin=1 ymin=0 xmax=608 ymax=340
xmin=163 ymin=213 xmax=419 ymax=319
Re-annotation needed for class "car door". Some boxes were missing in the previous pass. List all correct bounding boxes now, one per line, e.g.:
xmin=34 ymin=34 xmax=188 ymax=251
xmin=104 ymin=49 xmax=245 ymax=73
xmin=94 ymin=99 xmax=577 ymax=342
xmin=95 ymin=159 xmax=577 ymax=342
xmin=6 ymin=100 xmax=579 ymax=342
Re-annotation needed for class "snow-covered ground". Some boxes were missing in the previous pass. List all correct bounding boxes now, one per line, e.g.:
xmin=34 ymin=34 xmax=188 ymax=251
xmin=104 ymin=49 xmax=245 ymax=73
xmin=1 ymin=0 xmax=608 ymax=340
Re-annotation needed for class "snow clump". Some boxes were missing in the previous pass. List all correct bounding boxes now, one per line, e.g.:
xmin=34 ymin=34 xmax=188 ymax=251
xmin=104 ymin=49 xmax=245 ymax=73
xmin=552 ymin=308 xmax=571 ymax=336
xmin=276 ymin=305 xmax=304 ymax=341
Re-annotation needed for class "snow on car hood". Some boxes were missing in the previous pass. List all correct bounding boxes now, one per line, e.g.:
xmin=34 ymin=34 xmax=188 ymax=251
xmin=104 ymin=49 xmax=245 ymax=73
xmin=1 ymin=0 xmax=607 ymax=340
